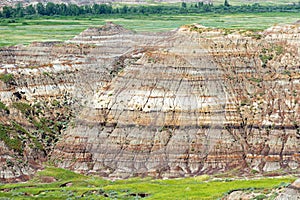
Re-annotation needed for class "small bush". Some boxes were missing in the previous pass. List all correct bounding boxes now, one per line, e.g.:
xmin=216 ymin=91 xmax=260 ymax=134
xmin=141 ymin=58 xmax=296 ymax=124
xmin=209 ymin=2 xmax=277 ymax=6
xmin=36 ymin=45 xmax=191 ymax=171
xmin=248 ymin=77 xmax=262 ymax=83
xmin=259 ymin=54 xmax=273 ymax=67
xmin=0 ymin=73 xmax=15 ymax=84
xmin=0 ymin=124 xmax=23 ymax=153
xmin=0 ymin=101 xmax=9 ymax=113
xmin=8 ymin=19 xmax=16 ymax=23
xmin=276 ymin=182 xmax=290 ymax=188
xmin=12 ymin=102 xmax=32 ymax=116
xmin=282 ymin=70 xmax=291 ymax=76
xmin=274 ymin=45 xmax=284 ymax=55
xmin=254 ymin=194 xmax=267 ymax=200
xmin=194 ymin=175 xmax=210 ymax=182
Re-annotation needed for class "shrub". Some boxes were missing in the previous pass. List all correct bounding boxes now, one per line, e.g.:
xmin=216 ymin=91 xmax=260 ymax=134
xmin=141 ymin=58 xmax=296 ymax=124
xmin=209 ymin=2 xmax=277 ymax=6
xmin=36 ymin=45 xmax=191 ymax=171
xmin=254 ymin=194 xmax=267 ymax=200
xmin=12 ymin=102 xmax=32 ymax=116
xmin=0 ymin=101 xmax=9 ymax=113
xmin=0 ymin=73 xmax=15 ymax=84
xmin=0 ymin=124 xmax=23 ymax=153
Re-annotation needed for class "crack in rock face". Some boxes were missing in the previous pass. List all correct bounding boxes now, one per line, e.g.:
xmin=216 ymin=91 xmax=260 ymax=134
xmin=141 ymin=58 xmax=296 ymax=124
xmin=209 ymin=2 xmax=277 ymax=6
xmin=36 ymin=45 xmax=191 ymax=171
xmin=0 ymin=22 xmax=300 ymax=181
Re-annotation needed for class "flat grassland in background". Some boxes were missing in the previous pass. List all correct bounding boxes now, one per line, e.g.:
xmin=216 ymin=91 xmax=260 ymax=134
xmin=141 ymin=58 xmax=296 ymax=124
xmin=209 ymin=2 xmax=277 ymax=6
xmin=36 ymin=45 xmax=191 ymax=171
xmin=0 ymin=12 xmax=299 ymax=47
xmin=0 ymin=167 xmax=296 ymax=199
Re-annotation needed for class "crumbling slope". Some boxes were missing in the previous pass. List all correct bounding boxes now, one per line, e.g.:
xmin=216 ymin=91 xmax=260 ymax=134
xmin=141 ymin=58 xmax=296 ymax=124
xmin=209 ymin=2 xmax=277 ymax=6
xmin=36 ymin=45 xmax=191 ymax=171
xmin=52 ymin=23 xmax=300 ymax=178
xmin=0 ymin=22 xmax=299 ymax=182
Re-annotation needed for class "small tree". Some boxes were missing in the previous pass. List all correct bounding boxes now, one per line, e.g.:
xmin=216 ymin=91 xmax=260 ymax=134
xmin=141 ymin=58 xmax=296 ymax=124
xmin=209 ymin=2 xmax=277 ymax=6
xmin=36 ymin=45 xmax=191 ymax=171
xmin=36 ymin=3 xmax=45 ymax=15
xmin=224 ymin=0 xmax=230 ymax=7
xmin=25 ymin=5 xmax=36 ymax=15
xmin=2 ymin=6 xmax=13 ymax=18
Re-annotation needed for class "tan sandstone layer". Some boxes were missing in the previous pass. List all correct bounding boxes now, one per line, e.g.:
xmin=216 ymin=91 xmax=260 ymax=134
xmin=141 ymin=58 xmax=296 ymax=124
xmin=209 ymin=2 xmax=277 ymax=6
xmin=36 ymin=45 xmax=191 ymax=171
xmin=0 ymin=22 xmax=299 ymax=181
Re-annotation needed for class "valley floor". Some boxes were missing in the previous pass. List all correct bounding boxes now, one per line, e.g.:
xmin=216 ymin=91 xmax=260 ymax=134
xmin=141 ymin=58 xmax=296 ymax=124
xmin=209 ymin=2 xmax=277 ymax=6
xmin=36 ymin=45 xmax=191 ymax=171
xmin=0 ymin=167 xmax=296 ymax=199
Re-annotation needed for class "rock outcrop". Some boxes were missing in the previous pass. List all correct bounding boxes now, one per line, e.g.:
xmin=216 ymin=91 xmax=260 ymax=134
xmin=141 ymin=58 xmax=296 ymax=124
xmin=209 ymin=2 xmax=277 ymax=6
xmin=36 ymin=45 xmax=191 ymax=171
xmin=0 ymin=22 xmax=299 ymax=181
xmin=275 ymin=179 xmax=300 ymax=200
xmin=223 ymin=178 xmax=300 ymax=200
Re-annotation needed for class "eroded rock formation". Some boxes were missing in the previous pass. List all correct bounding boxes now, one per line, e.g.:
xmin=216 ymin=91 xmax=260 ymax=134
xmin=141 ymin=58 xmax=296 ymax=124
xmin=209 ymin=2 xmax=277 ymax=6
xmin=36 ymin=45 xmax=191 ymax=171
xmin=0 ymin=22 xmax=299 ymax=181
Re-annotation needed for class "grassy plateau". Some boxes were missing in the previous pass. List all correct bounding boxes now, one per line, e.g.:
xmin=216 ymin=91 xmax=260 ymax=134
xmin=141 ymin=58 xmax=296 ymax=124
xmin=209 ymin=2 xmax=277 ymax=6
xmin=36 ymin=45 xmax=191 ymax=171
xmin=0 ymin=12 xmax=299 ymax=47
xmin=0 ymin=167 xmax=296 ymax=199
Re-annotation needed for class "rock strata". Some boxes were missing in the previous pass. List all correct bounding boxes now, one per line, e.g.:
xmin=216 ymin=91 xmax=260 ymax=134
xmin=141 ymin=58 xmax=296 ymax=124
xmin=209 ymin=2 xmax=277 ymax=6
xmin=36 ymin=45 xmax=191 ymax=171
xmin=53 ymin=23 xmax=300 ymax=178
xmin=0 ymin=22 xmax=300 ymax=181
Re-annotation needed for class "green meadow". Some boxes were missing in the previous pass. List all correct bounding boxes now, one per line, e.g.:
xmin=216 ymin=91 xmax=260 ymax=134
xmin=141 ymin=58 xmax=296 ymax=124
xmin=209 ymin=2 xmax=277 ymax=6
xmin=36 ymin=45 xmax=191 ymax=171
xmin=0 ymin=12 xmax=299 ymax=47
xmin=0 ymin=167 xmax=296 ymax=199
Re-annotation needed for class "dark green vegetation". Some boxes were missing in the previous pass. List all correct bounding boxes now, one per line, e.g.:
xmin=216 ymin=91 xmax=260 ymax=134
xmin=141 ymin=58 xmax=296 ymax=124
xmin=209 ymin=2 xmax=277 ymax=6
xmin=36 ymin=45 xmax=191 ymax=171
xmin=0 ymin=91 xmax=71 ymax=156
xmin=1 ymin=1 xmax=300 ymax=19
xmin=0 ymin=73 xmax=15 ymax=84
xmin=0 ymin=12 xmax=299 ymax=47
xmin=0 ymin=106 xmax=61 ymax=153
xmin=0 ymin=167 xmax=296 ymax=199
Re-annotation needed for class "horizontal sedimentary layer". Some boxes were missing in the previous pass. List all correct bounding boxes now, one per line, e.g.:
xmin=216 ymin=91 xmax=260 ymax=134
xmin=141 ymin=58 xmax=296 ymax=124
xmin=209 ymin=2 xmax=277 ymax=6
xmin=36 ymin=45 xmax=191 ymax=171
xmin=1 ymin=22 xmax=300 ymax=181
xmin=51 ymin=23 xmax=300 ymax=178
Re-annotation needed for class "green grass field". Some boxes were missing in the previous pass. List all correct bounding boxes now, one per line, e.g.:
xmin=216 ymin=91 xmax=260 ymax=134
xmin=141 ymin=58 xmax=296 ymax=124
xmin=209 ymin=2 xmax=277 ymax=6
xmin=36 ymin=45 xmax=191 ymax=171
xmin=0 ymin=12 xmax=299 ymax=47
xmin=0 ymin=167 xmax=296 ymax=199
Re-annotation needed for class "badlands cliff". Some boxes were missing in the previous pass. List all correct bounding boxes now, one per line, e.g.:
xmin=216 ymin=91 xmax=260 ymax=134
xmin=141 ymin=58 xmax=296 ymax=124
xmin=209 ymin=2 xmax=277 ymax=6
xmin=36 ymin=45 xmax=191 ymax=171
xmin=0 ymin=22 xmax=299 ymax=182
